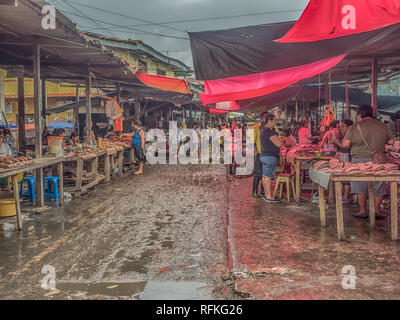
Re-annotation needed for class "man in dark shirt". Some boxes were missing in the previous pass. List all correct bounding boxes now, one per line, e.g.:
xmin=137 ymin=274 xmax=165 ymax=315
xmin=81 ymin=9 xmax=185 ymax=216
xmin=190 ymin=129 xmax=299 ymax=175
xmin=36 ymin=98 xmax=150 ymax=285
xmin=260 ymin=113 xmax=283 ymax=202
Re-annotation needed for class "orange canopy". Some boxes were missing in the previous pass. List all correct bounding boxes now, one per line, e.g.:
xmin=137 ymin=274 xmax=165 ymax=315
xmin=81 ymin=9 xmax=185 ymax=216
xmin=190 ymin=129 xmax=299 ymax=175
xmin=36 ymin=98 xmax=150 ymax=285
xmin=136 ymin=72 xmax=191 ymax=94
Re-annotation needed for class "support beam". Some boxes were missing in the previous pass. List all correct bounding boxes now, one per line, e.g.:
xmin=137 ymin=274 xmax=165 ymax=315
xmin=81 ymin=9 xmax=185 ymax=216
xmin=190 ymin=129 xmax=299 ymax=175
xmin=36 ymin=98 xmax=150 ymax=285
xmin=134 ymin=99 xmax=140 ymax=121
xmin=371 ymin=57 xmax=378 ymax=117
xmin=41 ymin=79 xmax=47 ymax=129
xmin=33 ymin=40 xmax=42 ymax=158
xmin=75 ymin=86 xmax=80 ymax=139
xmin=0 ymin=69 xmax=5 ymax=114
xmin=345 ymin=67 xmax=350 ymax=119
xmin=189 ymin=104 xmax=193 ymax=128
xmin=116 ymin=82 xmax=120 ymax=104
xmin=17 ymin=76 xmax=26 ymax=150
xmin=85 ymin=70 xmax=92 ymax=145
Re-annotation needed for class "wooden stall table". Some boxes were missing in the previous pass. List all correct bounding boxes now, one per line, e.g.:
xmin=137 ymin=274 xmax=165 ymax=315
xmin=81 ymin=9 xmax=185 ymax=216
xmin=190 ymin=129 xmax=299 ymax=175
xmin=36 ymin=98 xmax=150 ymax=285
xmin=312 ymin=170 xmax=400 ymax=241
xmin=0 ymin=157 xmax=64 ymax=231
xmin=288 ymin=155 xmax=335 ymax=205
xmin=63 ymin=151 xmax=105 ymax=197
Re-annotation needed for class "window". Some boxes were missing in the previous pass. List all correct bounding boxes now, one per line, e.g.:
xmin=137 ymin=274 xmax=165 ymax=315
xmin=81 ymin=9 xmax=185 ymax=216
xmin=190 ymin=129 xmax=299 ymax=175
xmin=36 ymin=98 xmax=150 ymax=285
xmin=157 ymin=68 xmax=166 ymax=76
xmin=5 ymin=102 xmax=13 ymax=114
xmin=138 ymin=60 xmax=147 ymax=73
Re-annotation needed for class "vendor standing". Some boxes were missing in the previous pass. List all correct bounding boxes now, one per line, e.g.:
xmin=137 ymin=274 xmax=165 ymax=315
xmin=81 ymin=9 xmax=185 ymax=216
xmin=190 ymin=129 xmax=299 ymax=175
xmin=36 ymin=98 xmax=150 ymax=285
xmin=132 ymin=121 xmax=145 ymax=175
xmin=252 ymin=112 xmax=268 ymax=198
xmin=298 ymin=119 xmax=319 ymax=144
xmin=260 ymin=113 xmax=282 ymax=202
xmin=340 ymin=105 xmax=394 ymax=219
xmin=0 ymin=134 xmax=13 ymax=190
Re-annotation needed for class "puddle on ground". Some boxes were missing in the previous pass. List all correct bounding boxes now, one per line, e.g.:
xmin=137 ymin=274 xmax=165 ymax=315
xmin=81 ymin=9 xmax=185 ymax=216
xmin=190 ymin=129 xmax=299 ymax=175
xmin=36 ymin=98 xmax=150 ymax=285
xmin=55 ymin=281 xmax=210 ymax=300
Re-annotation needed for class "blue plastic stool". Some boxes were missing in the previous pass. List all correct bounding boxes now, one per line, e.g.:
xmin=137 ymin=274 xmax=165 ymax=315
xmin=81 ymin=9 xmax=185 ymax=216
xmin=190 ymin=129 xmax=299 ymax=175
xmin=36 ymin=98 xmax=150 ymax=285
xmin=20 ymin=177 xmax=37 ymax=201
xmin=44 ymin=176 xmax=60 ymax=201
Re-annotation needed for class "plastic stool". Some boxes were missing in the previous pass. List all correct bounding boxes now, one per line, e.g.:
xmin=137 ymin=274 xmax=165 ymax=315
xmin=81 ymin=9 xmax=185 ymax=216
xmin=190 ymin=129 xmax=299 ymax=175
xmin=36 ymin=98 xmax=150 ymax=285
xmin=273 ymin=173 xmax=296 ymax=202
xmin=44 ymin=176 xmax=60 ymax=200
xmin=20 ymin=177 xmax=37 ymax=201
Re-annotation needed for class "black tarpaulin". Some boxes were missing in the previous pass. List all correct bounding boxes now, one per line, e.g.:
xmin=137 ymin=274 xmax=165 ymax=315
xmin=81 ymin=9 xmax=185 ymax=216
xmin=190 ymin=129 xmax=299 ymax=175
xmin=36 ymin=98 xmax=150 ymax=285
xmin=122 ymin=85 xmax=193 ymax=105
xmin=189 ymin=22 xmax=400 ymax=81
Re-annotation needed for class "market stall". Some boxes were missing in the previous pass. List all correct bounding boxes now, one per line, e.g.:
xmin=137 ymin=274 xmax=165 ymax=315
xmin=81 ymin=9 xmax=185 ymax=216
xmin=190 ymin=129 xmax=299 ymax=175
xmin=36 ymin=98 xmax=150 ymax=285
xmin=310 ymin=159 xmax=400 ymax=240
xmin=0 ymin=157 xmax=64 ymax=230
xmin=282 ymin=144 xmax=335 ymax=205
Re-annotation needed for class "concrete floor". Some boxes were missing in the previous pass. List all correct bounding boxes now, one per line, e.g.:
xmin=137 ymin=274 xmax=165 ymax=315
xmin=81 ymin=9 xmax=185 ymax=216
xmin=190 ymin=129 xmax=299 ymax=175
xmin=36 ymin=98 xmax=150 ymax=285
xmin=0 ymin=164 xmax=400 ymax=299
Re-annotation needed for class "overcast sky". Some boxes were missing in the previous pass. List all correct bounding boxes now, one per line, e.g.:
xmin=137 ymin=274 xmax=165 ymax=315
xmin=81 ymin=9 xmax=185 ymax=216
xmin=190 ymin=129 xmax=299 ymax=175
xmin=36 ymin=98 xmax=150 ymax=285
xmin=48 ymin=0 xmax=309 ymax=71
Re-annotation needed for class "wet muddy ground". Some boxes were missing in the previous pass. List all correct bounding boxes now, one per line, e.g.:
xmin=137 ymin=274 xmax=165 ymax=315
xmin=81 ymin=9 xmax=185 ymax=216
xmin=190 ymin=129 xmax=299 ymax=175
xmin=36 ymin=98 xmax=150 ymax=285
xmin=0 ymin=165 xmax=233 ymax=299
xmin=1 ymin=164 xmax=400 ymax=299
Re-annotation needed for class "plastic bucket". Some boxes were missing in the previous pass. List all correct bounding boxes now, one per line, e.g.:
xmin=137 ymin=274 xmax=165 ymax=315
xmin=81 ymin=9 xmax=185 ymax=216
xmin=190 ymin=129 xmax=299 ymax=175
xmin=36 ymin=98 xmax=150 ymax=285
xmin=48 ymin=136 xmax=64 ymax=154
xmin=0 ymin=199 xmax=16 ymax=217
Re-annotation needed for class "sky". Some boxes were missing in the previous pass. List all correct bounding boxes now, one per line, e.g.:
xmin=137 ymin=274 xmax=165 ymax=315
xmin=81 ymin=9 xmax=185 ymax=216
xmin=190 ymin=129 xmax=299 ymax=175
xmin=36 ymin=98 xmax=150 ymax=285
xmin=47 ymin=0 xmax=309 ymax=71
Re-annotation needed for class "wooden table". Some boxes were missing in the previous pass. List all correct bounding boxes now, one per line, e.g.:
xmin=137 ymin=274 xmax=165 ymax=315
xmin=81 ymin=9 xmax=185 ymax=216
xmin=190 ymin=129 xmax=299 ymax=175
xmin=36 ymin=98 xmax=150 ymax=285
xmin=63 ymin=151 xmax=105 ymax=197
xmin=0 ymin=157 xmax=64 ymax=230
xmin=289 ymin=156 xmax=335 ymax=205
xmin=315 ymin=172 xmax=400 ymax=241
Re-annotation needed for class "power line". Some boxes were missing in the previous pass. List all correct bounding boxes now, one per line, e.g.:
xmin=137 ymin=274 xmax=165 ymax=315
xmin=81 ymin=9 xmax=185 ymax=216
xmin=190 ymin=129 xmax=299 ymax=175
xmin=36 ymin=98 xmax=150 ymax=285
xmin=56 ymin=0 xmax=115 ymax=37
xmin=61 ymin=0 xmax=187 ymax=34
xmin=77 ymin=8 xmax=304 ymax=32
xmin=51 ymin=7 xmax=190 ymax=40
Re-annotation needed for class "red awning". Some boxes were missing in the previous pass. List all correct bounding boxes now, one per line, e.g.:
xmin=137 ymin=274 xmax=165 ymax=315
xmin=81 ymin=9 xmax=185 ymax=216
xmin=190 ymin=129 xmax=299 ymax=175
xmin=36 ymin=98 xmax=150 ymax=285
xmin=208 ymin=108 xmax=230 ymax=115
xmin=136 ymin=72 xmax=191 ymax=94
xmin=199 ymin=54 xmax=346 ymax=105
xmin=215 ymin=101 xmax=240 ymax=111
xmin=277 ymin=0 xmax=400 ymax=43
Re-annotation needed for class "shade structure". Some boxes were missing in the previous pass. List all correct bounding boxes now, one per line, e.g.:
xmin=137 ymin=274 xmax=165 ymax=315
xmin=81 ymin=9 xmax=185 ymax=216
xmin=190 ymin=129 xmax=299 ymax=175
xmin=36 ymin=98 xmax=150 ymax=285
xmin=48 ymin=122 xmax=75 ymax=129
xmin=198 ymin=54 xmax=346 ymax=105
xmin=189 ymin=21 xmax=399 ymax=81
xmin=135 ymin=72 xmax=191 ymax=94
xmin=277 ymin=0 xmax=400 ymax=43
xmin=208 ymin=108 xmax=230 ymax=115
xmin=215 ymin=101 xmax=240 ymax=111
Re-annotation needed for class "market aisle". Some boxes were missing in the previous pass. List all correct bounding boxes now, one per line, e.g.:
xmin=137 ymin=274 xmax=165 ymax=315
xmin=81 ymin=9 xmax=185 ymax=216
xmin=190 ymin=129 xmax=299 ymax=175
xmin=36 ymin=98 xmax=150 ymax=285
xmin=228 ymin=177 xmax=400 ymax=299
xmin=0 ymin=165 xmax=233 ymax=299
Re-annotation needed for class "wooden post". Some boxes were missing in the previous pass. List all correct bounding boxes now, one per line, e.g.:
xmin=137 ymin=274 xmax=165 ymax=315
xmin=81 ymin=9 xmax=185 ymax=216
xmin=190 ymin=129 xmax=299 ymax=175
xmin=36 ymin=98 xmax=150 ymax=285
xmin=12 ymin=175 xmax=22 ymax=231
xmin=335 ymin=181 xmax=345 ymax=240
xmin=104 ymin=155 xmax=111 ymax=183
xmin=295 ymin=100 xmax=299 ymax=122
xmin=75 ymin=86 xmax=80 ymax=139
xmin=0 ymin=69 xmax=5 ymax=113
xmin=390 ymin=181 xmax=398 ymax=240
xmin=189 ymin=104 xmax=193 ymax=128
xmin=318 ymin=185 xmax=326 ymax=227
xmin=85 ymin=70 xmax=92 ymax=145
xmin=36 ymin=168 xmax=44 ymax=207
xmin=33 ymin=40 xmax=42 ymax=158
xmin=345 ymin=67 xmax=350 ymax=119
xmin=135 ymin=100 xmax=140 ymax=121
xmin=41 ymin=79 xmax=47 ymax=129
xmin=116 ymin=82 xmax=120 ymax=104
xmin=324 ymin=76 xmax=330 ymax=107
xmin=295 ymin=159 xmax=301 ymax=205
xmin=76 ymin=158 xmax=83 ymax=197
xmin=57 ymin=162 xmax=64 ymax=205
xmin=17 ymin=76 xmax=26 ymax=150
xmin=371 ymin=57 xmax=378 ymax=117
xmin=368 ymin=182 xmax=375 ymax=228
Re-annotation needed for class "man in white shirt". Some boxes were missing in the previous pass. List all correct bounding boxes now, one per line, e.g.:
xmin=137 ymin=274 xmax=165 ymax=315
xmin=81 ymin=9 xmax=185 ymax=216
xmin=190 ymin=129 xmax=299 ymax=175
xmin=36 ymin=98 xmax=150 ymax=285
xmin=0 ymin=134 xmax=12 ymax=157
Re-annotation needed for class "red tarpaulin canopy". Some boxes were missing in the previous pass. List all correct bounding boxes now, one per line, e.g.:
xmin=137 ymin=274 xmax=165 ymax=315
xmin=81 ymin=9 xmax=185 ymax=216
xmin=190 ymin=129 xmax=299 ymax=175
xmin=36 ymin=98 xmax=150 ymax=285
xmin=208 ymin=108 xmax=230 ymax=115
xmin=136 ymin=72 xmax=191 ymax=94
xmin=199 ymin=54 xmax=346 ymax=105
xmin=277 ymin=0 xmax=400 ymax=43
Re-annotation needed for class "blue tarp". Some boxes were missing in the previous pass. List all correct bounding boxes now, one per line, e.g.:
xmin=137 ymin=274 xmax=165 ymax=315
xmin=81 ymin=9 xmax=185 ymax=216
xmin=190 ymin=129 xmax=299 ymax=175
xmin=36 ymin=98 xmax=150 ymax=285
xmin=48 ymin=122 xmax=75 ymax=129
